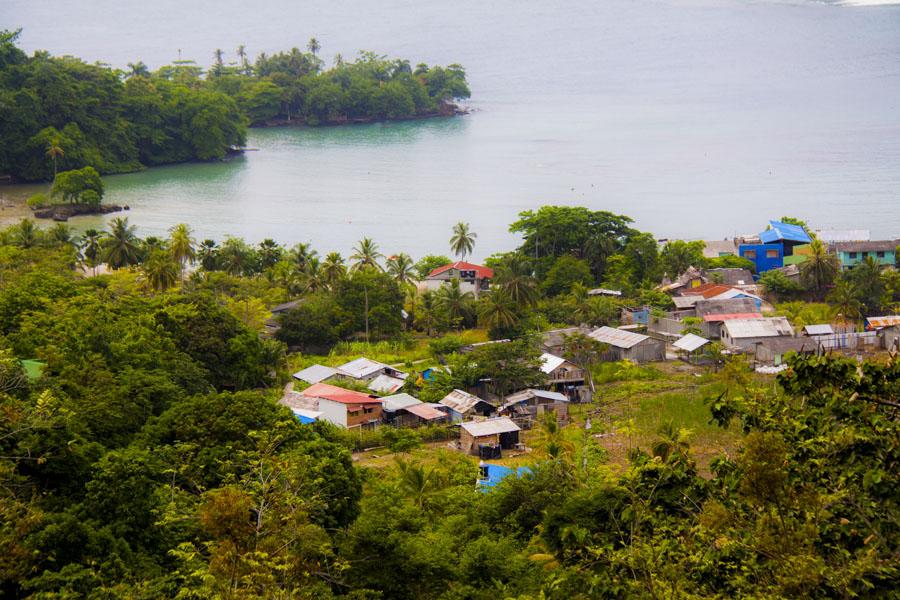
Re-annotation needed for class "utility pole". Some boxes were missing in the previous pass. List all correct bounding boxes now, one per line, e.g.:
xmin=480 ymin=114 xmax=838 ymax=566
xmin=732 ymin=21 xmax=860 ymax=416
xmin=364 ymin=285 xmax=370 ymax=343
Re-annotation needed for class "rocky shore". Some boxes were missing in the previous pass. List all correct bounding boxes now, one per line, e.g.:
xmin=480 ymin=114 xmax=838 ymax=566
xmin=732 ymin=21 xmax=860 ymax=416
xmin=33 ymin=203 xmax=127 ymax=221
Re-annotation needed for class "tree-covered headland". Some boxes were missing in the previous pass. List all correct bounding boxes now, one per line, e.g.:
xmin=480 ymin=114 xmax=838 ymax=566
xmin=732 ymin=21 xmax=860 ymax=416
xmin=0 ymin=30 xmax=470 ymax=181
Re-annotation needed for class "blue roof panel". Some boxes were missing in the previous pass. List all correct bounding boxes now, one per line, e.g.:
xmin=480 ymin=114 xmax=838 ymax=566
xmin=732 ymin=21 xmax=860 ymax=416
xmin=760 ymin=221 xmax=811 ymax=244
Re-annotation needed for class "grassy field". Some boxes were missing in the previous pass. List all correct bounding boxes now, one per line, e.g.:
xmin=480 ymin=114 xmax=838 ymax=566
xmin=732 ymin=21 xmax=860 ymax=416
xmin=351 ymin=356 xmax=753 ymax=477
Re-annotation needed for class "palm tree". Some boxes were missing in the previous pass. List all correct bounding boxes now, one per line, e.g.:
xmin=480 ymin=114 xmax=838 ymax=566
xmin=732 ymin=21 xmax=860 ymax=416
xmin=533 ymin=411 xmax=574 ymax=460
xmin=45 ymin=135 xmax=64 ymax=183
xmin=301 ymin=257 xmax=324 ymax=293
xmin=142 ymin=250 xmax=179 ymax=292
xmin=218 ymin=238 xmax=253 ymax=276
xmin=415 ymin=290 xmax=441 ymax=336
xmin=436 ymin=278 xmax=474 ymax=329
xmin=102 ymin=217 xmax=141 ymax=269
xmin=651 ymin=421 xmax=691 ymax=463
xmin=257 ymin=239 xmax=283 ymax=270
xmin=394 ymin=458 xmax=444 ymax=508
xmin=828 ymin=279 xmax=863 ymax=323
xmin=386 ymin=253 xmax=417 ymax=287
xmin=289 ymin=242 xmax=317 ymax=271
xmin=449 ymin=222 xmax=476 ymax=260
xmin=48 ymin=223 xmax=73 ymax=245
xmin=168 ymin=223 xmax=196 ymax=278
xmin=236 ymin=44 xmax=248 ymax=73
xmin=15 ymin=219 xmax=38 ymax=249
xmin=213 ymin=48 xmax=224 ymax=73
xmin=197 ymin=239 xmax=218 ymax=271
xmin=126 ymin=61 xmax=149 ymax=78
xmin=850 ymin=256 xmax=886 ymax=314
xmin=477 ymin=290 xmax=519 ymax=332
xmin=494 ymin=254 xmax=538 ymax=307
xmin=307 ymin=37 xmax=321 ymax=56
xmin=321 ymin=252 xmax=347 ymax=288
xmin=80 ymin=228 xmax=104 ymax=276
xmin=801 ymin=239 xmax=840 ymax=299
xmin=349 ymin=238 xmax=384 ymax=271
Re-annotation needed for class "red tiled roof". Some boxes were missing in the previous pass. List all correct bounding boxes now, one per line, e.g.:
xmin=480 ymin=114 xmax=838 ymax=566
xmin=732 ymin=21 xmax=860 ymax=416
xmin=702 ymin=312 xmax=763 ymax=322
xmin=301 ymin=382 xmax=382 ymax=405
xmin=428 ymin=261 xmax=494 ymax=279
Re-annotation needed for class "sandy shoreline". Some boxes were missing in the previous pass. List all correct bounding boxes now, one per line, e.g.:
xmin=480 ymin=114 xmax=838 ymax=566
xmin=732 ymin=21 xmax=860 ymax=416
xmin=0 ymin=183 xmax=48 ymax=226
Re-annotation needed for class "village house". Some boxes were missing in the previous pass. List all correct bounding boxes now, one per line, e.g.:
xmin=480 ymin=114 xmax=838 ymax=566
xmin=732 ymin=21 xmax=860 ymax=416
xmin=754 ymin=337 xmax=817 ymax=367
xmin=702 ymin=240 xmax=738 ymax=259
xmin=292 ymin=364 xmax=340 ymax=385
xmin=262 ymin=299 xmax=305 ymax=338
xmin=540 ymin=352 xmax=585 ymax=389
xmin=334 ymin=357 xmax=407 ymax=383
xmin=541 ymin=326 xmax=590 ymax=356
xmin=381 ymin=393 xmax=447 ymax=427
xmin=695 ymin=297 xmax=762 ymax=338
xmin=298 ymin=382 xmax=383 ymax=430
xmin=589 ymin=326 xmax=666 ymax=363
xmin=878 ymin=325 xmax=900 ymax=352
xmin=719 ymin=317 xmax=795 ymax=350
xmin=829 ymin=241 xmax=898 ymax=270
xmin=367 ymin=373 xmax=406 ymax=394
xmin=738 ymin=220 xmax=812 ymax=274
xmin=498 ymin=389 xmax=569 ymax=425
xmin=459 ymin=417 xmax=521 ymax=458
xmin=439 ymin=389 xmax=496 ymax=422
xmin=423 ymin=261 xmax=493 ymax=297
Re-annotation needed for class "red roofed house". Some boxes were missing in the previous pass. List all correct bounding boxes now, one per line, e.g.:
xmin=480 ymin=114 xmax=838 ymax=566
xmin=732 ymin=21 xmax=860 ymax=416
xmin=300 ymin=382 xmax=383 ymax=430
xmin=424 ymin=261 xmax=494 ymax=297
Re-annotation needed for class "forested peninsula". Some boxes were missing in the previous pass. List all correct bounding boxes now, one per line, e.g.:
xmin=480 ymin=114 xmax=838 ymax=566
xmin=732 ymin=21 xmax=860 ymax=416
xmin=0 ymin=30 xmax=470 ymax=182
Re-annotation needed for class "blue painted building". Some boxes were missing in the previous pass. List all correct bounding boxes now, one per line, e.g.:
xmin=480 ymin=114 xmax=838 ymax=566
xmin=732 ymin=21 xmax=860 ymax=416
xmin=738 ymin=242 xmax=784 ymax=274
xmin=740 ymin=220 xmax=812 ymax=275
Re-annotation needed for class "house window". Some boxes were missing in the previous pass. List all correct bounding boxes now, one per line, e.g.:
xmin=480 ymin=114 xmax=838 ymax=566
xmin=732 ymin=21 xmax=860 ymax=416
xmin=849 ymin=252 xmax=857 ymax=259
xmin=877 ymin=251 xmax=885 ymax=258
xmin=861 ymin=252 xmax=869 ymax=259
xmin=766 ymin=249 xmax=778 ymax=259
xmin=743 ymin=250 xmax=756 ymax=259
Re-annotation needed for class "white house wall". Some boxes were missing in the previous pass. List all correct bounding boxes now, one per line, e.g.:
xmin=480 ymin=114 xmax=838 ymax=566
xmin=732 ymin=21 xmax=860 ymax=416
xmin=317 ymin=398 xmax=348 ymax=428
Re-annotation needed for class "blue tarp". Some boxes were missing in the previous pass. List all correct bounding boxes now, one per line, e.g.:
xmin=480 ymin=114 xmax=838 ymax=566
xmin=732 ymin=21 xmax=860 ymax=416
xmin=477 ymin=463 xmax=531 ymax=490
xmin=295 ymin=414 xmax=317 ymax=424
xmin=760 ymin=221 xmax=811 ymax=244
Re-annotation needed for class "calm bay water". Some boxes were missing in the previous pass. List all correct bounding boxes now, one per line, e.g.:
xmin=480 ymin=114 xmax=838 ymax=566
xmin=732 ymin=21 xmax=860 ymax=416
xmin=3 ymin=0 xmax=900 ymax=258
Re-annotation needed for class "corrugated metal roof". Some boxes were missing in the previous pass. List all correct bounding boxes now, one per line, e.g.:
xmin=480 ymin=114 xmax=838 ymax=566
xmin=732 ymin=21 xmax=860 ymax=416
xmin=404 ymin=403 xmax=446 ymax=420
xmin=673 ymin=333 xmax=710 ymax=352
xmin=588 ymin=326 xmax=649 ymax=349
xmin=367 ymin=374 xmax=406 ymax=394
xmin=815 ymin=229 xmax=870 ymax=243
xmin=460 ymin=417 xmax=520 ymax=437
xmin=673 ymin=295 xmax=702 ymax=308
xmin=695 ymin=298 xmax=759 ymax=317
xmin=702 ymin=312 xmax=763 ymax=322
xmin=830 ymin=240 xmax=898 ymax=253
xmin=503 ymin=389 xmax=568 ymax=408
xmin=293 ymin=364 xmax=339 ymax=384
xmin=760 ymin=221 xmax=812 ymax=244
xmin=802 ymin=324 xmax=834 ymax=336
xmin=440 ymin=389 xmax=489 ymax=414
xmin=381 ymin=393 xmax=421 ymax=412
xmin=587 ymin=288 xmax=623 ymax=296
xmin=540 ymin=353 xmax=567 ymax=374
xmin=722 ymin=317 xmax=794 ymax=339
xmin=301 ymin=382 xmax=382 ymax=405
xmin=337 ymin=357 xmax=390 ymax=379
xmin=866 ymin=316 xmax=900 ymax=329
